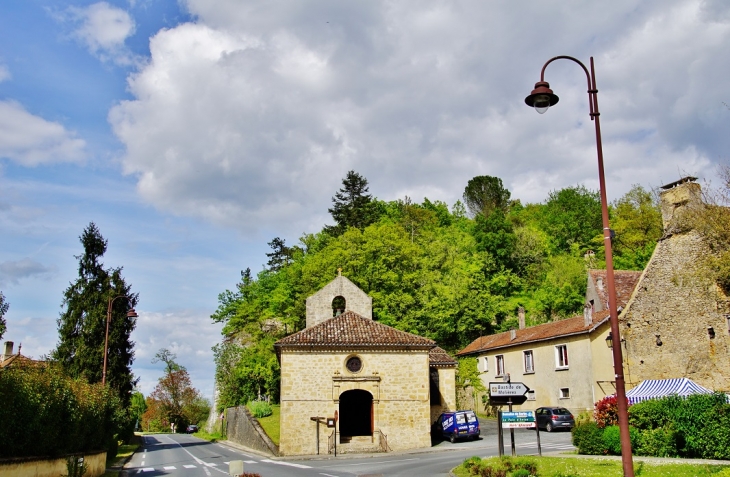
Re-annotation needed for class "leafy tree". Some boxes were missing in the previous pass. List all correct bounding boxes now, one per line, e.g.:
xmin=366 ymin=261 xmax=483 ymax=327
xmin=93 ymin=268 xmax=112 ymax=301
xmin=0 ymin=291 xmax=8 ymax=341
xmin=462 ymin=175 xmax=511 ymax=218
xmin=533 ymin=254 xmax=586 ymax=320
xmin=456 ymin=357 xmax=486 ymax=409
xmin=266 ymin=237 xmax=293 ymax=271
xmin=130 ymin=391 xmax=147 ymax=428
xmin=540 ymin=185 xmax=602 ymax=253
xmin=149 ymin=348 xmax=204 ymax=430
xmin=610 ymin=185 xmax=662 ymax=270
xmin=473 ymin=209 xmax=517 ymax=272
xmin=326 ymin=170 xmax=376 ymax=235
xmin=51 ymin=222 xmax=138 ymax=406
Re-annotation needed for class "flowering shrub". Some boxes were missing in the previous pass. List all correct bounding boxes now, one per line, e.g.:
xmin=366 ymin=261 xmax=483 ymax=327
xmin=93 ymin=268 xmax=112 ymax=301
xmin=594 ymin=395 xmax=628 ymax=429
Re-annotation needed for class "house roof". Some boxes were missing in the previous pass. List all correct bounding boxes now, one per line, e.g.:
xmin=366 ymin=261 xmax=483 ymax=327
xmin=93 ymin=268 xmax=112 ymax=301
xmin=429 ymin=346 xmax=457 ymax=368
xmin=275 ymin=310 xmax=436 ymax=350
xmin=0 ymin=353 xmax=45 ymax=369
xmin=589 ymin=269 xmax=642 ymax=309
xmin=457 ymin=310 xmax=611 ymax=356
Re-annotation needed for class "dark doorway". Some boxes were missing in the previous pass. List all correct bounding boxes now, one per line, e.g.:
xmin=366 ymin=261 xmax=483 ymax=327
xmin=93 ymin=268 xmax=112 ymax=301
xmin=332 ymin=296 xmax=346 ymax=317
xmin=339 ymin=389 xmax=373 ymax=437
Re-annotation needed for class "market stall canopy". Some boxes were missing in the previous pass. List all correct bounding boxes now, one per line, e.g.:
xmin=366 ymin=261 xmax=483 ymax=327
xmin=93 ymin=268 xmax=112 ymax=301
xmin=626 ymin=378 xmax=712 ymax=405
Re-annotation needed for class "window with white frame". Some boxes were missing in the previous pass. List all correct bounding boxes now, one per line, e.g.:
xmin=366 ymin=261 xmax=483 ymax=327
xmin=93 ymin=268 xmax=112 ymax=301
xmin=555 ymin=344 xmax=569 ymax=369
xmin=495 ymin=355 xmax=505 ymax=376
xmin=523 ymin=350 xmax=534 ymax=373
xmin=560 ymin=388 xmax=570 ymax=399
xmin=482 ymin=356 xmax=489 ymax=373
xmin=526 ymin=390 xmax=536 ymax=401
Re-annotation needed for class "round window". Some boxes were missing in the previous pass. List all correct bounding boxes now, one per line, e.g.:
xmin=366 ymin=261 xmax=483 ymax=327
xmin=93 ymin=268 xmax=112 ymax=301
xmin=345 ymin=356 xmax=362 ymax=373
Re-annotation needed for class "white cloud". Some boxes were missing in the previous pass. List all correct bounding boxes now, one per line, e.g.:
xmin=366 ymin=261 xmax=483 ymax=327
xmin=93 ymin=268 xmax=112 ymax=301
xmin=108 ymin=0 xmax=730 ymax=237
xmin=0 ymin=101 xmax=86 ymax=166
xmin=0 ymin=64 xmax=10 ymax=83
xmin=67 ymin=2 xmax=137 ymax=65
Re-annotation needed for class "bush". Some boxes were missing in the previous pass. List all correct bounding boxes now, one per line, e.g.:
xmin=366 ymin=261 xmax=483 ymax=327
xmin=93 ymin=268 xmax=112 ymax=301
xmin=601 ymin=425 xmax=640 ymax=455
xmin=462 ymin=457 xmax=535 ymax=477
xmin=571 ymin=421 xmax=605 ymax=455
xmin=594 ymin=395 xmax=627 ymax=429
xmin=628 ymin=396 xmax=675 ymax=430
xmin=0 ymin=365 xmax=124 ymax=458
xmin=636 ymin=425 xmax=678 ymax=457
xmin=247 ymin=400 xmax=273 ymax=418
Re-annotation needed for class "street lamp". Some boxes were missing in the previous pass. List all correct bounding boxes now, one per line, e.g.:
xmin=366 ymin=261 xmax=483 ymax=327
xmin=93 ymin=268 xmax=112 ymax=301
xmin=525 ymin=56 xmax=635 ymax=477
xmin=103 ymin=295 xmax=138 ymax=386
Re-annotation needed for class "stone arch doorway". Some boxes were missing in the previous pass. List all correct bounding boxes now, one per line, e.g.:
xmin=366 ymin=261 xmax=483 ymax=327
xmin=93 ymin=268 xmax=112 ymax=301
xmin=339 ymin=389 xmax=373 ymax=437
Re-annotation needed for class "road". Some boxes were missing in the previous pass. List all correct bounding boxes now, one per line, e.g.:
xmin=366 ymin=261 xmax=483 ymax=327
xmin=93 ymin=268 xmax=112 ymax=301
xmin=124 ymin=427 xmax=575 ymax=477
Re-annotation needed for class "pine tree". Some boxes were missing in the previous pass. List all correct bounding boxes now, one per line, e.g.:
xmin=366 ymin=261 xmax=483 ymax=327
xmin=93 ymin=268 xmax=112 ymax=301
xmin=52 ymin=222 xmax=138 ymax=406
xmin=462 ymin=175 xmax=511 ymax=218
xmin=266 ymin=238 xmax=292 ymax=271
xmin=326 ymin=170 xmax=376 ymax=235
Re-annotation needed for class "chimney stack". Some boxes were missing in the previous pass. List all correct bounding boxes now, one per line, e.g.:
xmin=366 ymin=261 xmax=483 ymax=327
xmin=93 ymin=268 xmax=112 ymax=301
xmin=659 ymin=177 xmax=702 ymax=233
xmin=510 ymin=329 xmax=517 ymax=341
xmin=518 ymin=307 xmax=526 ymax=330
xmin=584 ymin=304 xmax=593 ymax=327
xmin=1 ymin=341 xmax=13 ymax=363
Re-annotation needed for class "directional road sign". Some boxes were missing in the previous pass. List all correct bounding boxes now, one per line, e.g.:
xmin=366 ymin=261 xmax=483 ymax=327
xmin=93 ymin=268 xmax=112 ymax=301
xmin=489 ymin=382 xmax=530 ymax=397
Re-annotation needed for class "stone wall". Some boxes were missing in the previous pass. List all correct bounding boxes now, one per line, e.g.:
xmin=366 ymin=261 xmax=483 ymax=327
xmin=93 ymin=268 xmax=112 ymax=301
xmin=279 ymin=349 xmax=432 ymax=455
xmin=226 ymin=406 xmax=279 ymax=456
xmin=305 ymin=275 xmax=372 ymax=328
xmin=621 ymin=231 xmax=730 ymax=391
xmin=430 ymin=367 xmax=457 ymax=423
xmin=0 ymin=451 xmax=106 ymax=477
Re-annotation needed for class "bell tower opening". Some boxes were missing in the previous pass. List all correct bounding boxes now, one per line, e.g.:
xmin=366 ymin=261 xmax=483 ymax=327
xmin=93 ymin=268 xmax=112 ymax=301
xmin=332 ymin=295 xmax=346 ymax=317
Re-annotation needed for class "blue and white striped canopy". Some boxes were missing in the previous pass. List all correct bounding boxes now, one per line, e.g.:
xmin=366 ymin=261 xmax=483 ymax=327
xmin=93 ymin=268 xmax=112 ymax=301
xmin=625 ymin=378 xmax=712 ymax=405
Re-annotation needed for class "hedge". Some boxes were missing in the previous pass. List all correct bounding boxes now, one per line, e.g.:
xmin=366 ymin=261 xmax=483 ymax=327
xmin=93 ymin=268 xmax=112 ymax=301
xmin=0 ymin=365 xmax=126 ymax=458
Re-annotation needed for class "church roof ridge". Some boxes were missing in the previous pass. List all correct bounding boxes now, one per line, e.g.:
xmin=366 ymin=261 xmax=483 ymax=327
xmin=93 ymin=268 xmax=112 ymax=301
xmin=275 ymin=310 xmax=435 ymax=349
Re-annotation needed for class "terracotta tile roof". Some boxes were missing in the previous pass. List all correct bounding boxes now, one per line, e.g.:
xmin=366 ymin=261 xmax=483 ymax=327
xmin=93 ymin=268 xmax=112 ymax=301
xmin=275 ymin=311 xmax=435 ymax=349
xmin=0 ymin=354 xmax=46 ymax=369
xmin=457 ymin=310 xmax=610 ymax=356
xmin=589 ymin=269 xmax=642 ymax=309
xmin=429 ymin=346 xmax=457 ymax=367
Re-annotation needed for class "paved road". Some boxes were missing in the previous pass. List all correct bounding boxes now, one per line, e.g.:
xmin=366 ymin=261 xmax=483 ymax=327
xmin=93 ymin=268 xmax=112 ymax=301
xmin=124 ymin=427 xmax=575 ymax=477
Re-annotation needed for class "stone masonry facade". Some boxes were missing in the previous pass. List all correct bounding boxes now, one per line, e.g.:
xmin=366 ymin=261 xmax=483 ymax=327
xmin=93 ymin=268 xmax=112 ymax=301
xmin=620 ymin=180 xmax=730 ymax=391
xmin=278 ymin=349 xmax=432 ymax=455
xmin=306 ymin=275 xmax=372 ymax=328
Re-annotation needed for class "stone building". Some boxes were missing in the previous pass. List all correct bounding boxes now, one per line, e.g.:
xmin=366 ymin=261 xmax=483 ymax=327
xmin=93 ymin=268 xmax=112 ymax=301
xmin=458 ymin=270 xmax=641 ymax=415
xmin=619 ymin=177 xmax=730 ymax=391
xmin=275 ymin=274 xmax=457 ymax=456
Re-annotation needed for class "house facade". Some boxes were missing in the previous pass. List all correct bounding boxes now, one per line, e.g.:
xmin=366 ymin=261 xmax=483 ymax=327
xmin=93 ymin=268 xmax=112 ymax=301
xmin=275 ymin=274 xmax=456 ymax=456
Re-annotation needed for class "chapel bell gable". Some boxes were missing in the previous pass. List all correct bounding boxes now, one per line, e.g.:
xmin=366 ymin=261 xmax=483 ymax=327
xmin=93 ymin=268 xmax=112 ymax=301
xmin=305 ymin=273 xmax=373 ymax=328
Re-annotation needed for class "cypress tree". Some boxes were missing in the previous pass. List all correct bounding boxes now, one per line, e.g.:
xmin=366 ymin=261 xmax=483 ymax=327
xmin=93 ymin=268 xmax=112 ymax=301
xmin=52 ymin=222 xmax=138 ymax=406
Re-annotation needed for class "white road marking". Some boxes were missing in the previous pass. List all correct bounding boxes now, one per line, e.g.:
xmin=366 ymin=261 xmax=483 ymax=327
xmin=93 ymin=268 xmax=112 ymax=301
xmin=141 ymin=461 xmax=144 ymax=466
xmin=321 ymin=474 xmax=340 ymax=477
xmin=142 ymin=468 xmax=154 ymax=472
xmin=329 ymin=457 xmax=418 ymax=467
xmin=205 ymin=462 xmax=218 ymax=466
xmin=163 ymin=466 xmax=176 ymax=470
xmin=158 ymin=435 xmax=228 ymax=475
xmin=260 ymin=459 xmax=312 ymax=469
xmin=184 ymin=464 xmax=197 ymax=468
xmin=244 ymin=460 xmax=257 ymax=464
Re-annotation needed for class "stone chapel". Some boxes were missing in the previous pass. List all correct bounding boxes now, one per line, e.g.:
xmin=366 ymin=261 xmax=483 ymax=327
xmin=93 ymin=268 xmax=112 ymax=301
xmin=274 ymin=274 xmax=457 ymax=455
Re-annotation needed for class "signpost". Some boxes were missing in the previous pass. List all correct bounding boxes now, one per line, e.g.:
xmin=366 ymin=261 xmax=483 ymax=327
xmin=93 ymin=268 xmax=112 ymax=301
xmin=489 ymin=382 xmax=532 ymax=456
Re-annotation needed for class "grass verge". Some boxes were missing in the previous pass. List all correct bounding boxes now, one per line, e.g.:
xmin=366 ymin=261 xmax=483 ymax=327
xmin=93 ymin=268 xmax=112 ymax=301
xmin=193 ymin=429 xmax=223 ymax=442
xmin=452 ymin=456 xmax=730 ymax=477
xmin=255 ymin=404 xmax=280 ymax=446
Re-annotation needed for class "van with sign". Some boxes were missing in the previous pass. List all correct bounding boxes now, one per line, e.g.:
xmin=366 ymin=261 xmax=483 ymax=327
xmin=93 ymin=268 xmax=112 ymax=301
xmin=434 ymin=410 xmax=480 ymax=443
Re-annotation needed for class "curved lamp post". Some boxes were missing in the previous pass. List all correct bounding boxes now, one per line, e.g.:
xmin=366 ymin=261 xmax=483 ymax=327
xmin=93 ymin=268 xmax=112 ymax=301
xmin=103 ymin=295 xmax=138 ymax=386
xmin=525 ymin=56 xmax=634 ymax=477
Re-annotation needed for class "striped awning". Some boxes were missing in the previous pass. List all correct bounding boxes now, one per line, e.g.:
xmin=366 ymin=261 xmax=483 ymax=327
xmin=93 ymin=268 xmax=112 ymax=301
xmin=625 ymin=378 xmax=712 ymax=405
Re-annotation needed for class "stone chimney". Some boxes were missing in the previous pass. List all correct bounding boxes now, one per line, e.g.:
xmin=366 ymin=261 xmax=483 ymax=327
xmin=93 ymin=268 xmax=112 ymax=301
xmin=1 ymin=341 xmax=13 ymax=364
xmin=518 ymin=307 xmax=526 ymax=330
xmin=510 ymin=329 xmax=517 ymax=340
xmin=583 ymin=304 xmax=593 ymax=327
xmin=659 ymin=177 xmax=702 ymax=233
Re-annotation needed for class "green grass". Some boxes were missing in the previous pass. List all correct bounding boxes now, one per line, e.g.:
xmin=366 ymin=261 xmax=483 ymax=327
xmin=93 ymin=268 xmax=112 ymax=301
xmin=193 ymin=429 xmax=223 ymax=442
xmin=256 ymin=404 xmax=280 ymax=446
xmin=451 ymin=456 xmax=730 ymax=477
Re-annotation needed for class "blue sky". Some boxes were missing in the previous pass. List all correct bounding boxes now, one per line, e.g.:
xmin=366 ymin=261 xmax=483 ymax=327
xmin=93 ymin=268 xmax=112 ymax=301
xmin=2 ymin=0 xmax=729 ymax=402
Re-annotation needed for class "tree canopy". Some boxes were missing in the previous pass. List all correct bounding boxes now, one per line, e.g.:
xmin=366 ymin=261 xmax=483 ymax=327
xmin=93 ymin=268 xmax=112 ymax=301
xmin=463 ymin=175 xmax=511 ymax=218
xmin=0 ymin=292 xmax=8 ymax=341
xmin=51 ymin=222 xmax=138 ymax=406
xmin=326 ymin=170 xmax=377 ymax=235
xmin=211 ymin=174 xmax=663 ymax=407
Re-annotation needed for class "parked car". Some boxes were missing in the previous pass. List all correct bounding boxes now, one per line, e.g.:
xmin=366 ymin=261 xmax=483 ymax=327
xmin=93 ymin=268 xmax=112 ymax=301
xmin=535 ymin=407 xmax=575 ymax=432
xmin=186 ymin=424 xmax=199 ymax=434
xmin=434 ymin=410 xmax=480 ymax=443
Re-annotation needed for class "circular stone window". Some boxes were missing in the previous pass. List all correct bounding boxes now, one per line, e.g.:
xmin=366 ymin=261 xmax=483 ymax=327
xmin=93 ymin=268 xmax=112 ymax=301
xmin=345 ymin=356 xmax=362 ymax=373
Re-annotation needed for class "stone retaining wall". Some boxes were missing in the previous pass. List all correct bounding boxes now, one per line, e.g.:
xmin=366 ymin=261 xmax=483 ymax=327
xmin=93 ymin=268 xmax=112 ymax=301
xmin=226 ymin=406 xmax=279 ymax=456
xmin=0 ymin=450 xmax=106 ymax=477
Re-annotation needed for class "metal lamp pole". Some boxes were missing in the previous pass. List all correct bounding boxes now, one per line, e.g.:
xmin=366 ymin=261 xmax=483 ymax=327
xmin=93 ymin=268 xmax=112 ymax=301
xmin=103 ymin=295 xmax=138 ymax=386
xmin=525 ymin=56 xmax=634 ymax=477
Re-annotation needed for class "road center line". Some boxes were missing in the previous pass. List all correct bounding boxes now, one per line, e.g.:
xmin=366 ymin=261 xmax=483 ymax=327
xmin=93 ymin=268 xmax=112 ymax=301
xmin=325 ymin=457 xmax=419 ymax=467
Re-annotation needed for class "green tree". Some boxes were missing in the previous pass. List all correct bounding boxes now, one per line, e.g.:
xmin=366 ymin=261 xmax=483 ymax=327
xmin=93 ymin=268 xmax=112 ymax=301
xmin=150 ymin=348 xmax=204 ymax=430
xmin=456 ymin=357 xmax=486 ymax=409
xmin=0 ymin=291 xmax=8 ymax=341
xmin=52 ymin=222 xmax=138 ymax=406
xmin=541 ymin=185 xmax=602 ymax=253
xmin=472 ymin=209 xmax=517 ymax=272
xmin=462 ymin=175 xmax=511 ymax=218
xmin=266 ymin=237 xmax=293 ymax=271
xmin=130 ymin=391 xmax=147 ymax=428
xmin=533 ymin=254 xmax=586 ymax=320
xmin=610 ymin=185 xmax=662 ymax=270
xmin=326 ymin=170 xmax=376 ymax=235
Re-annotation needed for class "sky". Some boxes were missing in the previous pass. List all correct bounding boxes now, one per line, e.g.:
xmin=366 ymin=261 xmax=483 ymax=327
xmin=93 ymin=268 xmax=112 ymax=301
xmin=1 ymin=0 xmax=729 ymax=403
